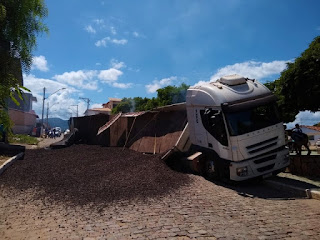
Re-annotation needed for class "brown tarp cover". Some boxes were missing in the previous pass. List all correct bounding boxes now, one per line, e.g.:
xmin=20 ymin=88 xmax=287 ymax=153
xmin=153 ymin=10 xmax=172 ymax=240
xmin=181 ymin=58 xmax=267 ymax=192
xmin=96 ymin=103 xmax=187 ymax=153
xmin=72 ymin=103 xmax=187 ymax=153
xmin=70 ymin=114 xmax=110 ymax=145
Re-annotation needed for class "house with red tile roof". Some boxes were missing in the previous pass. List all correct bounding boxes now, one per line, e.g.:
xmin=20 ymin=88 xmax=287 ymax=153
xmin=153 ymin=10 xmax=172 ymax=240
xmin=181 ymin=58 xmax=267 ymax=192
xmin=84 ymin=98 xmax=122 ymax=116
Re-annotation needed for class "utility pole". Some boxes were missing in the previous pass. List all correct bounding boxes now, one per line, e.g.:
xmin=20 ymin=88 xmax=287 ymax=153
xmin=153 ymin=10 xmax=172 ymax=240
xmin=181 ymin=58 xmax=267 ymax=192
xmin=41 ymin=87 xmax=65 ymax=137
xmin=79 ymin=97 xmax=90 ymax=110
xmin=46 ymin=102 xmax=49 ymax=128
xmin=41 ymin=87 xmax=46 ymax=131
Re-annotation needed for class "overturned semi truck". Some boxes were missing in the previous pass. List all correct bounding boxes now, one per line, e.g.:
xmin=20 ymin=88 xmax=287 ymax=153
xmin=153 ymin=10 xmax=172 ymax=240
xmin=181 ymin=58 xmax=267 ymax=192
xmin=168 ymin=74 xmax=290 ymax=181
xmin=93 ymin=74 xmax=289 ymax=181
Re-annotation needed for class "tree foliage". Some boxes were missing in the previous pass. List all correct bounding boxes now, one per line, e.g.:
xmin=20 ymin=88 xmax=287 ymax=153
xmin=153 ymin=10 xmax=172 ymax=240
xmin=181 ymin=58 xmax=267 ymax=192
xmin=112 ymin=83 xmax=190 ymax=114
xmin=0 ymin=0 xmax=48 ymax=72
xmin=265 ymin=36 xmax=320 ymax=123
xmin=0 ymin=0 xmax=48 ymax=132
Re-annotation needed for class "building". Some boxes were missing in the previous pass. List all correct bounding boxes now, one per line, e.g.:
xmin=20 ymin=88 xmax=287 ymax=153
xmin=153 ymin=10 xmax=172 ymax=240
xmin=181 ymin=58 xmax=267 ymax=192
xmin=1 ymin=39 xmax=38 ymax=135
xmin=8 ymin=92 xmax=38 ymax=134
xmin=300 ymin=125 xmax=320 ymax=146
xmin=84 ymin=98 xmax=122 ymax=116
xmin=102 ymin=98 xmax=122 ymax=110
xmin=84 ymin=107 xmax=111 ymax=116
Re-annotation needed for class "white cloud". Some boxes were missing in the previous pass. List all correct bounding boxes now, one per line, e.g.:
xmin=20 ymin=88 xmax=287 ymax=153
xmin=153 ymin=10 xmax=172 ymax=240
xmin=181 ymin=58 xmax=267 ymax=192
xmin=98 ymin=68 xmax=123 ymax=83
xmin=145 ymin=76 xmax=177 ymax=94
xmin=133 ymin=31 xmax=139 ymax=37
xmin=95 ymin=38 xmax=107 ymax=47
xmin=286 ymin=111 xmax=320 ymax=128
xmin=31 ymin=55 xmax=49 ymax=72
xmin=85 ymin=25 xmax=96 ymax=34
xmin=95 ymin=37 xmax=128 ymax=47
xmin=90 ymin=103 xmax=103 ymax=109
xmin=94 ymin=19 xmax=104 ymax=25
xmin=112 ymin=82 xmax=133 ymax=89
xmin=110 ymin=59 xmax=126 ymax=69
xmin=23 ymin=74 xmax=79 ymax=120
xmin=23 ymin=74 xmax=69 ymax=95
xmin=53 ymin=70 xmax=98 ymax=90
xmin=110 ymin=26 xmax=117 ymax=35
xmin=111 ymin=38 xmax=128 ymax=45
xmin=209 ymin=60 xmax=290 ymax=83
xmin=97 ymin=66 xmax=133 ymax=89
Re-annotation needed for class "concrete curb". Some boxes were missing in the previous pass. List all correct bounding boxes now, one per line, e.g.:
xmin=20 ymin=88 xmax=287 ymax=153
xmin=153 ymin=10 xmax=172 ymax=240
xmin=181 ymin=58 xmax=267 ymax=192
xmin=265 ymin=179 xmax=320 ymax=200
xmin=0 ymin=152 xmax=24 ymax=176
xmin=310 ymin=189 xmax=320 ymax=200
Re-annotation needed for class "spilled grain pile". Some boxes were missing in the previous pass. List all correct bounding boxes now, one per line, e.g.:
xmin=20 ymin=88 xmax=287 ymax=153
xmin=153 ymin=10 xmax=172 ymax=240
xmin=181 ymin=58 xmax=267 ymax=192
xmin=0 ymin=145 xmax=191 ymax=206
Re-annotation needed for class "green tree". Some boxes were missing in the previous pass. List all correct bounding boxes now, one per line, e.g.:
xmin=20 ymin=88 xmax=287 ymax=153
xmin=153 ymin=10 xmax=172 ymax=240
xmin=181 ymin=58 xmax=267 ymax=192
xmin=111 ymin=98 xmax=132 ymax=114
xmin=157 ymin=83 xmax=190 ymax=106
xmin=111 ymin=83 xmax=190 ymax=114
xmin=133 ymin=97 xmax=150 ymax=111
xmin=266 ymin=36 xmax=320 ymax=123
xmin=0 ymin=0 xmax=48 ymax=135
xmin=144 ymin=97 xmax=160 ymax=110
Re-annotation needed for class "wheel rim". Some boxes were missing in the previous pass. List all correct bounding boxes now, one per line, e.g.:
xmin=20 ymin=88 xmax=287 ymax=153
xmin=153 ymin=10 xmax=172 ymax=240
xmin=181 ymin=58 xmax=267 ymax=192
xmin=206 ymin=160 xmax=215 ymax=175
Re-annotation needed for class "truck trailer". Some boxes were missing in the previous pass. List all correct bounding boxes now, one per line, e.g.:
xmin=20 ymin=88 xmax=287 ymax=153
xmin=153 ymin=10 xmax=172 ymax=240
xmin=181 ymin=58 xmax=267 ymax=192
xmin=175 ymin=74 xmax=289 ymax=181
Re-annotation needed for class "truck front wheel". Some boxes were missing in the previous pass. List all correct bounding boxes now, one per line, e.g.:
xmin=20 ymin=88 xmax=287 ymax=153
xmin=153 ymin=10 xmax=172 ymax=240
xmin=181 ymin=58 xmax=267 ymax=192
xmin=203 ymin=159 xmax=218 ymax=180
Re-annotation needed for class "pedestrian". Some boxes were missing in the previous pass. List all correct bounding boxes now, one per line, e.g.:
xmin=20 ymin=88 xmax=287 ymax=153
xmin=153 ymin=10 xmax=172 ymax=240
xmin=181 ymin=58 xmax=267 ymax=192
xmin=291 ymin=124 xmax=311 ymax=155
xmin=293 ymin=124 xmax=302 ymax=133
xmin=53 ymin=128 xmax=56 ymax=139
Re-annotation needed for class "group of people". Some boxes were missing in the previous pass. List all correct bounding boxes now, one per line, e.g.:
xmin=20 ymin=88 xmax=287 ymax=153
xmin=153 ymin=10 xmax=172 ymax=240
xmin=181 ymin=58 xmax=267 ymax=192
xmin=45 ymin=128 xmax=57 ymax=139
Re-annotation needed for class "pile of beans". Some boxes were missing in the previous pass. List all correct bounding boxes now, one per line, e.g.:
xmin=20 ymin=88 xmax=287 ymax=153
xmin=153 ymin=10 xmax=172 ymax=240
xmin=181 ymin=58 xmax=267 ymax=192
xmin=0 ymin=145 xmax=191 ymax=206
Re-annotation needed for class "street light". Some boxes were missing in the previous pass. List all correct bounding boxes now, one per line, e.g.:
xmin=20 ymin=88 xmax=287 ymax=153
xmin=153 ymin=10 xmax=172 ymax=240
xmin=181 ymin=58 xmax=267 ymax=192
xmin=41 ymin=87 xmax=66 ymax=135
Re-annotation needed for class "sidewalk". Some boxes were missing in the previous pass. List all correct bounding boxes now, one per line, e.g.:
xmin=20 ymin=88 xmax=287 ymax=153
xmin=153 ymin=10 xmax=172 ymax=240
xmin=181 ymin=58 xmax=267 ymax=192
xmin=265 ymin=172 xmax=320 ymax=200
xmin=19 ymin=135 xmax=64 ymax=149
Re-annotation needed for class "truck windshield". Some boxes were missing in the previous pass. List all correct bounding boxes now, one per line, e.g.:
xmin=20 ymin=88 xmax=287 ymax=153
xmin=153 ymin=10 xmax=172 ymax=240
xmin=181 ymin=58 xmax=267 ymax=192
xmin=225 ymin=102 xmax=281 ymax=136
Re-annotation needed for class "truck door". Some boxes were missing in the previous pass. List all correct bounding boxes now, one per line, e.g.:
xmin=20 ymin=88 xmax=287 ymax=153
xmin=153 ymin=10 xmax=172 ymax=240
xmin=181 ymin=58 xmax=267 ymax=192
xmin=200 ymin=108 xmax=228 ymax=149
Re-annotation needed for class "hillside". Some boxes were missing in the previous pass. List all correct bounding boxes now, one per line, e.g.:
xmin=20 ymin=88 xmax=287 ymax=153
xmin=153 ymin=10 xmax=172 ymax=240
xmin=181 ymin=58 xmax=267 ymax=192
xmin=37 ymin=118 xmax=69 ymax=131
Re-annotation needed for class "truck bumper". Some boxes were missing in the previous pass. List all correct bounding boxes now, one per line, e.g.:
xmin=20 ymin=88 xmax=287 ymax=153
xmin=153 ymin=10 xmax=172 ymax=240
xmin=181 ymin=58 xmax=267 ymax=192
xmin=229 ymin=147 xmax=290 ymax=181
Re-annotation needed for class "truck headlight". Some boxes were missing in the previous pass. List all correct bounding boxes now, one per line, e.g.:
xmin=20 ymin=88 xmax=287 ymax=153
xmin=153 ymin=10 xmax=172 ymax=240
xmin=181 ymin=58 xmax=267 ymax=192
xmin=236 ymin=166 xmax=248 ymax=177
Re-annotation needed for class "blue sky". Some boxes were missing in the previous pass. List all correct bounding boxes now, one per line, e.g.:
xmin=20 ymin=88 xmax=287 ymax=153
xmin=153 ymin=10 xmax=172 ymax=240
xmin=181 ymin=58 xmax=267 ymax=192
xmin=25 ymin=0 xmax=320 ymax=126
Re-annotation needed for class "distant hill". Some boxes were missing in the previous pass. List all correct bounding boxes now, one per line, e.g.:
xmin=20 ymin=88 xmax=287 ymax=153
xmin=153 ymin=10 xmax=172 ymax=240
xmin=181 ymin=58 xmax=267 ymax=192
xmin=37 ymin=118 xmax=69 ymax=131
xmin=49 ymin=118 xmax=69 ymax=131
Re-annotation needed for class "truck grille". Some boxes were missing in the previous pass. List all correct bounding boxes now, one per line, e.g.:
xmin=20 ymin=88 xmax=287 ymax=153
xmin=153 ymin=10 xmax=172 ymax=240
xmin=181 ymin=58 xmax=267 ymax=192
xmin=253 ymin=154 xmax=276 ymax=164
xmin=246 ymin=136 xmax=278 ymax=154
xmin=257 ymin=163 xmax=275 ymax=172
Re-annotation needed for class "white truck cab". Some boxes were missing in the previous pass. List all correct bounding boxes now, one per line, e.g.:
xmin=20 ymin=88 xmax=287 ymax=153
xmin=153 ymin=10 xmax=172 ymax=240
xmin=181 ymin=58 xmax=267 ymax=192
xmin=186 ymin=74 xmax=289 ymax=181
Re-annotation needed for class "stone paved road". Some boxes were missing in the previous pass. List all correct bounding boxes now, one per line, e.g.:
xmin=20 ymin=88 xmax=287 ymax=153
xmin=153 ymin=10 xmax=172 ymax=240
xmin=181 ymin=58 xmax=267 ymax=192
xmin=1 ymin=174 xmax=320 ymax=240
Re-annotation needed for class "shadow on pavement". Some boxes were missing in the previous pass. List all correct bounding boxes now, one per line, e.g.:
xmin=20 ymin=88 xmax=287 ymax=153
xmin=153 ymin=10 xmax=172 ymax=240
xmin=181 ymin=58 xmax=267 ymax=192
xmin=209 ymin=177 xmax=312 ymax=200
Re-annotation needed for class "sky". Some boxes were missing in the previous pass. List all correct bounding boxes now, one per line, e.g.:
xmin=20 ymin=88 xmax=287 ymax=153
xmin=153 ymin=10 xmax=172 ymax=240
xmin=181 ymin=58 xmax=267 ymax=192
xmin=25 ymin=0 xmax=320 ymax=127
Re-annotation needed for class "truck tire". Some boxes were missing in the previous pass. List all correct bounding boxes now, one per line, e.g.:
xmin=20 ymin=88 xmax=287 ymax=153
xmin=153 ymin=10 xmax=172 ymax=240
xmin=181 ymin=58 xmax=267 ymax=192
xmin=203 ymin=159 xmax=218 ymax=180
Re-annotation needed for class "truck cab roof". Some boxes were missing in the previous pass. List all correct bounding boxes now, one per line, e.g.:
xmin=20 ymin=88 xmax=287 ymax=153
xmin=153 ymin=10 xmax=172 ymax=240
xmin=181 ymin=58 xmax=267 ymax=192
xmin=187 ymin=74 xmax=273 ymax=108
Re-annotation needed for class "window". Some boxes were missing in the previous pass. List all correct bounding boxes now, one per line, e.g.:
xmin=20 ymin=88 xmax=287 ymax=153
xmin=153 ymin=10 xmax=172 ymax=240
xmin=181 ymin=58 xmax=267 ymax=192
xmin=225 ymin=102 xmax=281 ymax=136
xmin=308 ymin=135 xmax=314 ymax=140
xmin=200 ymin=108 xmax=228 ymax=146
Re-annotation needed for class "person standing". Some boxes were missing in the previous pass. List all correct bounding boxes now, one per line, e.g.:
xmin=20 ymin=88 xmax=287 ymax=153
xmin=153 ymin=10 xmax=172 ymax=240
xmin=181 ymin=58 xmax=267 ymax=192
xmin=52 ymin=128 xmax=56 ymax=139
xmin=293 ymin=124 xmax=302 ymax=133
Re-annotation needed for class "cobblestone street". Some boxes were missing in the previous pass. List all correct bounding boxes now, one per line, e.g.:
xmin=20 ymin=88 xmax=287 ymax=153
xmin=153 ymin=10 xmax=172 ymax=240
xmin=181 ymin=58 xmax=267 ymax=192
xmin=1 ymin=173 xmax=320 ymax=239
